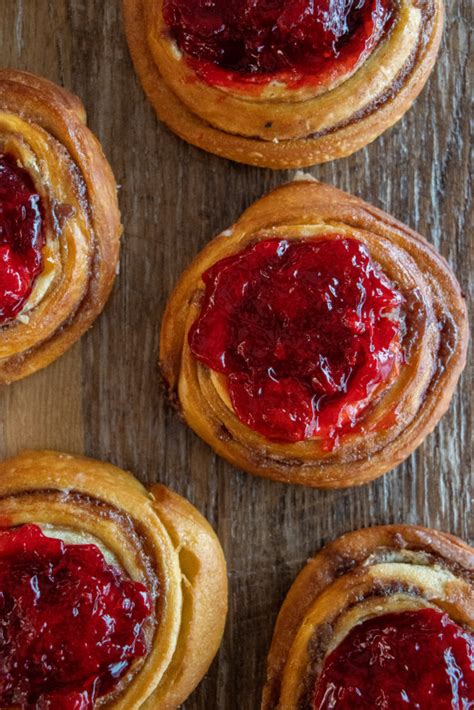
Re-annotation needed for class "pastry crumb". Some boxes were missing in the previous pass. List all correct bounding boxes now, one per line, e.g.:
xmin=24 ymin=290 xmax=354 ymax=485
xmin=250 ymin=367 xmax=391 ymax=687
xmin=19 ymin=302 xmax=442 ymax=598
xmin=292 ymin=171 xmax=317 ymax=182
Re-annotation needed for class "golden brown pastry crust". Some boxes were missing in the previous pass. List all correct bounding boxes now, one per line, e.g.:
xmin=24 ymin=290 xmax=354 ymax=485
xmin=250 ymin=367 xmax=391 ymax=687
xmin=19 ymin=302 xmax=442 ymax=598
xmin=0 ymin=450 xmax=228 ymax=709
xmin=160 ymin=179 xmax=468 ymax=488
xmin=0 ymin=70 xmax=121 ymax=384
xmin=261 ymin=524 xmax=474 ymax=710
xmin=123 ymin=0 xmax=443 ymax=168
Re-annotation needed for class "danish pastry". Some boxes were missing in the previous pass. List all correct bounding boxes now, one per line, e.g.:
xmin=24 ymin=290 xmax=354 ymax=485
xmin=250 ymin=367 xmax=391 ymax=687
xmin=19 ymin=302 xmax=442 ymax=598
xmin=160 ymin=179 xmax=467 ymax=487
xmin=0 ymin=69 xmax=121 ymax=383
xmin=262 ymin=524 xmax=474 ymax=709
xmin=0 ymin=450 xmax=228 ymax=709
xmin=124 ymin=0 xmax=443 ymax=168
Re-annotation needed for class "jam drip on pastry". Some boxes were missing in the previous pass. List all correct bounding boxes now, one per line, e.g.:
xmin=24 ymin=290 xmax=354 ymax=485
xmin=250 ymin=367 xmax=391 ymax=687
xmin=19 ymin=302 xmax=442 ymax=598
xmin=0 ymin=154 xmax=45 ymax=325
xmin=0 ymin=524 xmax=152 ymax=710
xmin=162 ymin=0 xmax=394 ymax=87
xmin=313 ymin=609 xmax=474 ymax=709
xmin=189 ymin=237 xmax=403 ymax=443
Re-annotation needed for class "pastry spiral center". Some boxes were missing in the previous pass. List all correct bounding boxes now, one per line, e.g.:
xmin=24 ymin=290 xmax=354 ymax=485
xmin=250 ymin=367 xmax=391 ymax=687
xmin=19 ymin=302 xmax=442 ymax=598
xmin=0 ymin=154 xmax=45 ymax=325
xmin=189 ymin=237 xmax=402 ymax=444
xmin=0 ymin=524 xmax=153 ymax=709
xmin=313 ymin=609 xmax=474 ymax=709
xmin=162 ymin=0 xmax=394 ymax=87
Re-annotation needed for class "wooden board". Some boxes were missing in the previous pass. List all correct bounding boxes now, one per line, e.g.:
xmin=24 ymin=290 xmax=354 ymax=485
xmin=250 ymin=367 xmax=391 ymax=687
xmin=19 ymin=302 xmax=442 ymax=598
xmin=0 ymin=2 xmax=471 ymax=708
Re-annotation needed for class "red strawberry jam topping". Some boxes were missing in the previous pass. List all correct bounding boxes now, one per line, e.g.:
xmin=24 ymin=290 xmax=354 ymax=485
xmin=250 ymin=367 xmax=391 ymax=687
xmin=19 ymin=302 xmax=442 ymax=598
xmin=0 ymin=524 xmax=153 ymax=710
xmin=0 ymin=154 xmax=45 ymax=325
xmin=162 ymin=0 xmax=394 ymax=88
xmin=313 ymin=609 xmax=474 ymax=709
xmin=189 ymin=237 xmax=403 ymax=444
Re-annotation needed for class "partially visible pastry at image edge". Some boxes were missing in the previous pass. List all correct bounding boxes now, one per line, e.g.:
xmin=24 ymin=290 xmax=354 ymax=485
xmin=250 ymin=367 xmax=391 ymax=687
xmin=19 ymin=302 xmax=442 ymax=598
xmin=160 ymin=179 xmax=468 ymax=488
xmin=123 ymin=0 xmax=443 ymax=168
xmin=0 ymin=450 xmax=228 ymax=709
xmin=261 ymin=524 xmax=474 ymax=709
xmin=0 ymin=69 xmax=121 ymax=383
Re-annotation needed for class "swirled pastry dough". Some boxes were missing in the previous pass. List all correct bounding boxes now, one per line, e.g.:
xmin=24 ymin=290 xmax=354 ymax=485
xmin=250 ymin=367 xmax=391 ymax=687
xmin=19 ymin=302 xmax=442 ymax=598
xmin=0 ymin=450 xmax=227 ymax=709
xmin=124 ymin=0 xmax=443 ymax=167
xmin=262 ymin=525 xmax=473 ymax=709
xmin=160 ymin=180 xmax=467 ymax=487
xmin=0 ymin=70 xmax=121 ymax=383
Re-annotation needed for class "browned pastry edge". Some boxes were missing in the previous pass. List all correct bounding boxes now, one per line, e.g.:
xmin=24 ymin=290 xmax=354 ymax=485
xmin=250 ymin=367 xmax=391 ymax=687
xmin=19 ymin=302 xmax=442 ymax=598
xmin=0 ymin=450 xmax=228 ymax=709
xmin=160 ymin=179 xmax=468 ymax=488
xmin=123 ymin=0 xmax=443 ymax=168
xmin=261 ymin=524 xmax=474 ymax=709
xmin=145 ymin=482 xmax=228 ymax=709
xmin=0 ymin=70 xmax=122 ymax=384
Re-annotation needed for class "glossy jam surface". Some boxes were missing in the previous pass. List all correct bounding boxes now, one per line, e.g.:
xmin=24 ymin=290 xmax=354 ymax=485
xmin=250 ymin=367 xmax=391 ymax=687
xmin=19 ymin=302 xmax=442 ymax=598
xmin=189 ymin=237 xmax=402 ymax=444
xmin=0 ymin=154 xmax=45 ymax=325
xmin=162 ymin=0 xmax=394 ymax=87
xmin=313 ymin=609 xmax=474 ymax=709
xmin=0 ymin=524 xmax=152 ymax=710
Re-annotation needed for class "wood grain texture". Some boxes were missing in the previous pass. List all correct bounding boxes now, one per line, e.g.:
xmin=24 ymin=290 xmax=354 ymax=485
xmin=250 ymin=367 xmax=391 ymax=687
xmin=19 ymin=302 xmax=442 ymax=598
xmin=0 ymin=2 xmax=471 ymax=708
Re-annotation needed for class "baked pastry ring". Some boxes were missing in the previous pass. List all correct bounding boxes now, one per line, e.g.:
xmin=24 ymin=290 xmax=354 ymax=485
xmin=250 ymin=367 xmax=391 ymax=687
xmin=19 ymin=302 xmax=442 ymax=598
xmin=160 ymin=179 xmax=468 ymax=488
xmin=0 ymin=69 xmax=121 ymax=384
xmin=262 ymin=524 xmax=474 ymax=709
xmin=123 ymin=0 xmax=443 ymax=168
xmin=0 ymin=450 xmax=227 ymax=709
